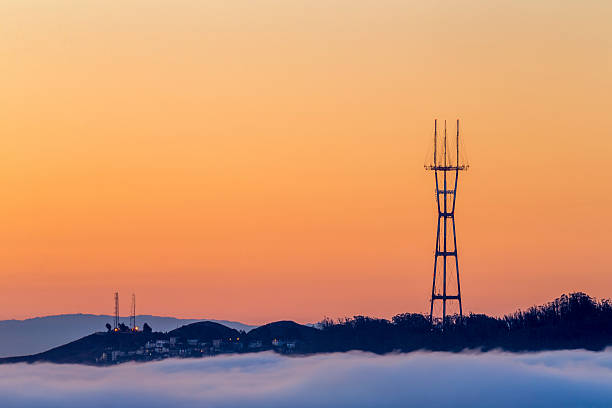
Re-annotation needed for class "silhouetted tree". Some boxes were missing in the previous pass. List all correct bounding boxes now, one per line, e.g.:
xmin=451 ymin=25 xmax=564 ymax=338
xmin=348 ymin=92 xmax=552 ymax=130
xmin=105 ymin=323 xmax=112 ymax=332
xmin=392 ymin=313 xmax=430 ymax=331
xmin=143 ymin=323 xmax=152 ymax=333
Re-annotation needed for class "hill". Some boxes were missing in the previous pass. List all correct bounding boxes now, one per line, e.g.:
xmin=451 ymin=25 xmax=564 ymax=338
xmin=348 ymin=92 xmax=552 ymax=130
xmin=245 ymin=320 xmax=321 ymax=352
xmin=169 ymin=321 xmax=241 ymax=341
xmin=1 ymin=320 xmax=243 ymax=365
xmin=0 ymin=314 xmax=256 ymax=358
xmin=1 ymin=331 xmax=163 ymax=365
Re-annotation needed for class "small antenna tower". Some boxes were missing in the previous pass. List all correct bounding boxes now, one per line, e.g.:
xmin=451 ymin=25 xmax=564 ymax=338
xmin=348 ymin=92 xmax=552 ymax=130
xmin=114 ymin=292 xmax=119 ymax=330
xmin=130 ymin=293 xmax=136 ymax=331
xmin=424 ymin=119 xmax=469 ymax=327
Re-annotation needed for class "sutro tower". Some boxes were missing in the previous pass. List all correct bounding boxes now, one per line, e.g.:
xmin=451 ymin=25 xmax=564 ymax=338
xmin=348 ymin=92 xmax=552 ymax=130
xmin=114 ymin=292 xmax=120 ymax=330
xmin=424 ymin=119 xmax=469 ymax=326
xmin=130 ymin=293 xmax=136 ymax=331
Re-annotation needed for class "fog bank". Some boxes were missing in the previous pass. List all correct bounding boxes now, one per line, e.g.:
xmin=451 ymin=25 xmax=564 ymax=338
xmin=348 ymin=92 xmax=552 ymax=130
xmin=2 ymin=350 xmax=612 ymax=407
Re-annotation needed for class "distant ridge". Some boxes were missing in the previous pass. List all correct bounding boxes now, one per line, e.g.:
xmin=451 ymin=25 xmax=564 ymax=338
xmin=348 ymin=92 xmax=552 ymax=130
xmin=0 ymin=314 xmax=256 ymax=358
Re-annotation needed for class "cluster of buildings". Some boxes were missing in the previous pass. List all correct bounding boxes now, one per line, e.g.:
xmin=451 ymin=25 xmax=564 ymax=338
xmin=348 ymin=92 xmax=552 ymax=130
xmin=97 ymin=336 xmax=243 ymax=363
xmin=245 ymin=339 xmax=296 ymax=350
xmin=96 ymin=335 xmax=300 ymax=364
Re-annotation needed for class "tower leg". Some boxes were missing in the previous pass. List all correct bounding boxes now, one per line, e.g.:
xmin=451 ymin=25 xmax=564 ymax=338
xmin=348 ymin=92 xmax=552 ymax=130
xmin=452 ymin=216 xmax=463 ymax=318
xmin=430 ymin=216 xmax=441 ymax=324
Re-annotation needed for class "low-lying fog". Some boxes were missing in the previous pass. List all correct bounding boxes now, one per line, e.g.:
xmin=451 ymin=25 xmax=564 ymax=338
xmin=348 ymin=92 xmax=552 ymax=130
xmin=2 ymin=350 xmax=612 ymax=407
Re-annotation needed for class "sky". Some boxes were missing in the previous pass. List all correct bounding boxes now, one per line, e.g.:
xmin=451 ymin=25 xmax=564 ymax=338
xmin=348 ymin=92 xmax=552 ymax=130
xmin=2 ymin=350 xmax=612 ymax=407
xmin=0 ymin=1 xmax=611 ymax=323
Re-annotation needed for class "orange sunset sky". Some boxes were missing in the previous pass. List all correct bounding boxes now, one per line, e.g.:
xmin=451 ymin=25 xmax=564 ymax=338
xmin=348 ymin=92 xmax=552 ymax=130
xmin=0 ymin=1 xmax=611 ymax=323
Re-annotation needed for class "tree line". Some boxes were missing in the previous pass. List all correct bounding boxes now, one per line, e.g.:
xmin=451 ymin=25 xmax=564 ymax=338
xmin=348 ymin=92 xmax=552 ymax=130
xmin=316 ymin=293 xmax=612 ymax=353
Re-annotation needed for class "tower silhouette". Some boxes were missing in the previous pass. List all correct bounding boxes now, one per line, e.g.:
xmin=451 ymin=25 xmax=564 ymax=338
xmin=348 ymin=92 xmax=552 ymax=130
xmin=114 ymin=292 xmax=119 ymax=330
xmin=425 ymin=119 xmax=468 ymax=326
xmin=130 ymin=293 xmax=136 ymax=331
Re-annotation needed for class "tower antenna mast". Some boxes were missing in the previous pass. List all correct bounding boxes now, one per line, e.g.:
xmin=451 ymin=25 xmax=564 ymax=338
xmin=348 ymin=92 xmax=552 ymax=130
xmin=130 ymin=293 xmax=136 ymax=331
xmin=114 ymin=292 xmax=119 ymax=331
xmin=425 ymin=119 xmax=468 ymax=328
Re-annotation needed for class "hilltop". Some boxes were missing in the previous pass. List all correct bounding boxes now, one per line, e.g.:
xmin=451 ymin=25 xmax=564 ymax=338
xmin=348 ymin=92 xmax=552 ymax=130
xmin=0 ymin=314 xmax=256 ymax=358
xmin=2 ymin=293 xmax=612 ymax=365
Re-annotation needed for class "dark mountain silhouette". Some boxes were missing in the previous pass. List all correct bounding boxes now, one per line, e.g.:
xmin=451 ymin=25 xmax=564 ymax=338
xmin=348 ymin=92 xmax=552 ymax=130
xmin=169 ymin=321 xmax=241 ymax=341
xmin=2 ymin=293 xmax=612 ymax=365
xmin=246 ymin=320 xmax=320 ymax=343
xmin=244 ymin=320 xmax=321 ymax=352
xmin=1 ymin=331 xmax=164 ymax=365
xmin=1 ymin=320 xmax=243 ymax=365
xmin=0 ymin=314 xmax=256 ymax=358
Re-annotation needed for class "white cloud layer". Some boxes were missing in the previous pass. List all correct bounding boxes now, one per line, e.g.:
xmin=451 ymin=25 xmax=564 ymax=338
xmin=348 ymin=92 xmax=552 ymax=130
xmin=2 ymin=350 xmax=612 ymax=407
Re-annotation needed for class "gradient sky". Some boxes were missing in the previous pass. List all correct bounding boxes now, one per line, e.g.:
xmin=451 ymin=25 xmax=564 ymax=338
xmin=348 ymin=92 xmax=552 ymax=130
xmin=0 ymin=1 xmax=611 ymax=323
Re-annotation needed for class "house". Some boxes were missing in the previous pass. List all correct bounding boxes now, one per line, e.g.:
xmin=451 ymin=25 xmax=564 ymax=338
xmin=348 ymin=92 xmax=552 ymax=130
xmin=248 ymin=340 xmax=262 ymax=349
xmin=111 ymin=350 xmax=125 ymax=361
